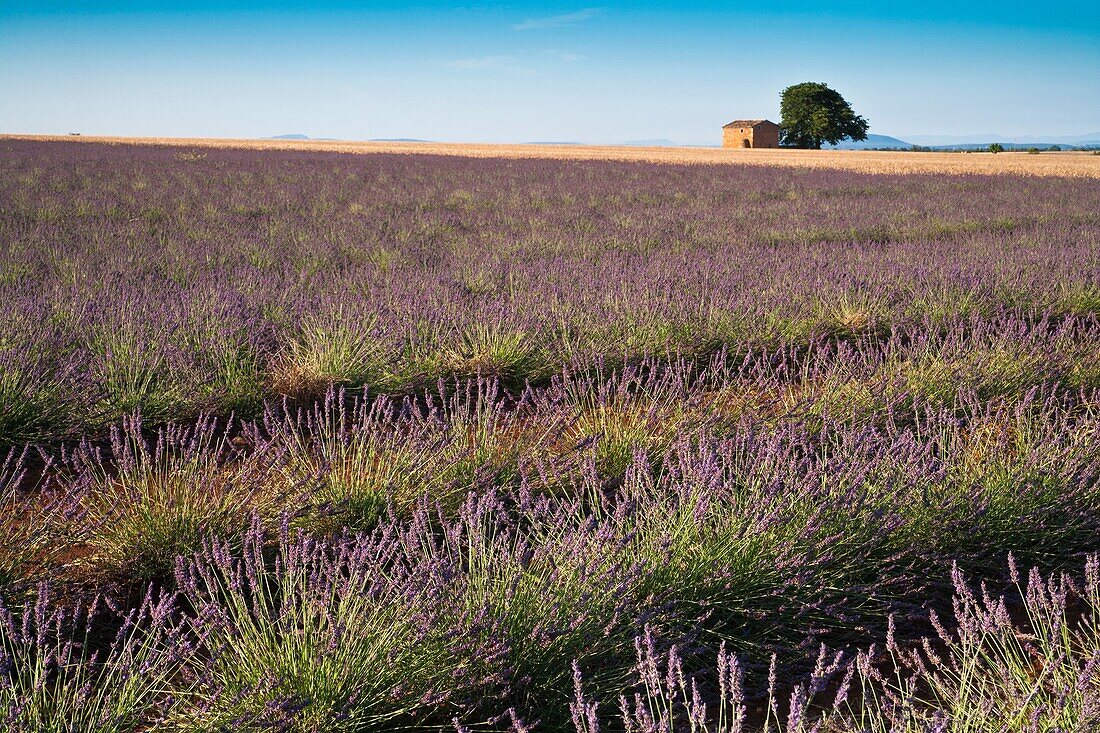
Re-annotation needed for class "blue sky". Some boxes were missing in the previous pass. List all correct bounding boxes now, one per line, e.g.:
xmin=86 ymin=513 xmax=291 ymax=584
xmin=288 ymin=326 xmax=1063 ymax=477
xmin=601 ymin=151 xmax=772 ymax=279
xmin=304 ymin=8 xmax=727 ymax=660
xmin=2 ymin=1 xmax=1098 ymax=144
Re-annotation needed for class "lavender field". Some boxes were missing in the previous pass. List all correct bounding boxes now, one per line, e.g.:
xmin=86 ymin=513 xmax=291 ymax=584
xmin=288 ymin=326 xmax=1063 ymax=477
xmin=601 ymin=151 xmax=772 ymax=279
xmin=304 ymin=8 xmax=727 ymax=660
xmin=2 ymin=139 xmax=1100 ymax=731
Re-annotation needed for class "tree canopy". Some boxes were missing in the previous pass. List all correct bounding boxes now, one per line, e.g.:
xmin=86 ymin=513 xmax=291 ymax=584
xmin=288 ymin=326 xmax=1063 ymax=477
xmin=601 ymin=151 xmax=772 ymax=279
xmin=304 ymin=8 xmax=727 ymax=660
xmin=779 ymin=82 xmax=869 ymax=149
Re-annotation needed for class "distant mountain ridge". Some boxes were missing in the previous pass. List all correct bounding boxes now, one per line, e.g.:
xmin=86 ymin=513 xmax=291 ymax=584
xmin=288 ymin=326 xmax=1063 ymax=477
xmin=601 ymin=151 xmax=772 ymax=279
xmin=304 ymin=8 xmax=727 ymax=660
xmin=905 ymin=133 xmax=1100 ymax=146
xmin=832 ymin=133 xmax=1100 ymax=150
xmin=826 ymin=134 xmax=913 ymax=150
xmin=269 ymin=134 xmax=340 ymax=141
xmin=623 ymin=138 xmax=677 ymax=147
xmin=922 ymin=142 xmax=1098 ymax=151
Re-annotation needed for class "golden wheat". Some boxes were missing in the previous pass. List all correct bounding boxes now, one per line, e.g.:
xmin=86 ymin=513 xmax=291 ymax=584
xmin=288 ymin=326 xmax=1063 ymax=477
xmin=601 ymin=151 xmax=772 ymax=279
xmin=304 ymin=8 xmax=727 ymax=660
xmin=6 ymin=134 xmax=1100 ymax=177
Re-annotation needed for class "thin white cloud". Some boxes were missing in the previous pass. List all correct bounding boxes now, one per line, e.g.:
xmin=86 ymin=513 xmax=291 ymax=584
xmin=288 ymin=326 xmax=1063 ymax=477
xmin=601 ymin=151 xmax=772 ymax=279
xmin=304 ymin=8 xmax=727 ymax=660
xmin=445 ymin=56 xmax=534 ymax=75
xmin=446 ymin=55 xmax=516 ymax=70
xmin=542 ymin=50 xmax=585 ymax=63
xmin=511 ymin=8 xmax=601 ymax=31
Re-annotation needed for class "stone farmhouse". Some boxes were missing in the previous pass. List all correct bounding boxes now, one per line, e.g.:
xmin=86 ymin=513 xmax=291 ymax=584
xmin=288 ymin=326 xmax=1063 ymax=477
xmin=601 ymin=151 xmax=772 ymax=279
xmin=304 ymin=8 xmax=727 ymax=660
xmin=722 ymin=119 xmax=780 ymax=149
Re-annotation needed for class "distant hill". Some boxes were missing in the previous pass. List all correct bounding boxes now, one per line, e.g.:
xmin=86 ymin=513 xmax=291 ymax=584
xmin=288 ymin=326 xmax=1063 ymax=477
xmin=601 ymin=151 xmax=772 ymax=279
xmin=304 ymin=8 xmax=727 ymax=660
xmin=815 ymin=133 xmax=1100 ymax=151
xmin=826 ymin=134 xmax=913 ymax=150
xmin=269 ymin=134 xmax=342 ymax=141
xmin=906 ymin=133 xmax=1100 ymax=148
xmin=623 ymin=138 xmax=677 ymax=147
xmin=925 ymin=142 xmax=1099 ymax=151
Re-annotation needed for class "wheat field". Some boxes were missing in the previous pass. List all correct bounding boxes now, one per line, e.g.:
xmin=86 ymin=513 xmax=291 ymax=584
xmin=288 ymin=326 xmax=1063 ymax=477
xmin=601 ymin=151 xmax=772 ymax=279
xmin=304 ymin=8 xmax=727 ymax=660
xmin=5 ymin=133 xmax=1100 ymax=177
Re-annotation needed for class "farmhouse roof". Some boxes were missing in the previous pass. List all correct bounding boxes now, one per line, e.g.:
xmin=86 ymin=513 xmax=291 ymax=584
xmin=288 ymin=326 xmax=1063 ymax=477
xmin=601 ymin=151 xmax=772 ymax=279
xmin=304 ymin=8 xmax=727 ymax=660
xmin=722 ymin=119 xmax=778 ymax=128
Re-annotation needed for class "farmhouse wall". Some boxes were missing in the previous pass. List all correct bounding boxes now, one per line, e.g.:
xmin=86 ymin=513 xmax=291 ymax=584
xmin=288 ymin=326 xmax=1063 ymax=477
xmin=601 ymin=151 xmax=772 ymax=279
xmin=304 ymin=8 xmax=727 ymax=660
xmin=722 ymin=121 xmax=780 ymax=149
xmin=751 ymin=124 xmax=780 ymax=148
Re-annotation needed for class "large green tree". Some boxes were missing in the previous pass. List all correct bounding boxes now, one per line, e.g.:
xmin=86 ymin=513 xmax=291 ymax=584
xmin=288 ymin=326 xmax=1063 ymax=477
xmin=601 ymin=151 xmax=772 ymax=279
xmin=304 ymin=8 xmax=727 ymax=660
xmin=779 ymin=82 xmax=869 ymax=149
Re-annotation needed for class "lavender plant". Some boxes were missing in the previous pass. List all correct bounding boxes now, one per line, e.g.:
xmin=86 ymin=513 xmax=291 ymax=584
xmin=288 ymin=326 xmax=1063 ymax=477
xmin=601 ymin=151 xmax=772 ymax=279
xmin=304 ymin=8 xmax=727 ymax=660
xmin=565 ymin=557 xmax=1100 ymax=733
xmin=172 ymin=522 xmax=473 ymax=731
xmin=272 ymin=312 xmax=393 ymax=399
xmin=846 ymin=557 xmax=1100 ymax=732
xmin=0 ymin=587 xmax=185 ymax=732
xmin=0 ymin=450 xmax=74 ymax=595
xmin=68 ymin=415 xmax=292 ymax=581
xmin=270 ymin=389 xmax=455 ymax=531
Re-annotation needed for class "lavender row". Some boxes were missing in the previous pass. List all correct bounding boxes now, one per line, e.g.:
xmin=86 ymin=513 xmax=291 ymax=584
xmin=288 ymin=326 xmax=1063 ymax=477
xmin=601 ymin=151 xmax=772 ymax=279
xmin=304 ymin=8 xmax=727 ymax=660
xmin=5 ymin=336 xmax=1099 ymax=584
xmin=4 ymin=506 xmax=1098 ymax=730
